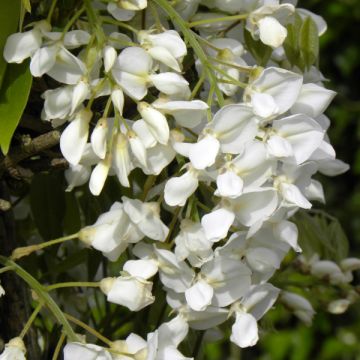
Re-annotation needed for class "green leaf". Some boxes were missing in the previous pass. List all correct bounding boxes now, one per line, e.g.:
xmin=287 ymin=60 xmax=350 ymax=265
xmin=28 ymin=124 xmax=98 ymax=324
xmin=299 ymin=16 xmax=319 ymax=70
xmin=283 ymin=13 xmax=303 ymax=69
xmin=0 ymin=0 xmax=21 ymax=88
xmin=21 ymin=0 xmax=31 ymax=13
xmin=294 ymin=211 xmax=349 ymax=261
xmin=0 ymin=61 xmax=32 ymax=154
xmin=30 ymin=173 xmax=66 ymax=240
xmin=244 ymin=29 xmax=272 ymax=67
xmin=63 ymin=192 xmax=82 ymax=234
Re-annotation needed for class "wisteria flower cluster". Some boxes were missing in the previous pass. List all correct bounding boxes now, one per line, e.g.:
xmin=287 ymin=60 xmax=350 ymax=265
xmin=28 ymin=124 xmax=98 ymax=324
xmin=1 ymin=0 xmax=358 ymax=359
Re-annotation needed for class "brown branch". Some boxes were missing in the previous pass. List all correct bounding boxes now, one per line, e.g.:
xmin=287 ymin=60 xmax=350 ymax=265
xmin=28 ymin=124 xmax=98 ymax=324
xmin=0 ymin=131 xmax=61 ymax=177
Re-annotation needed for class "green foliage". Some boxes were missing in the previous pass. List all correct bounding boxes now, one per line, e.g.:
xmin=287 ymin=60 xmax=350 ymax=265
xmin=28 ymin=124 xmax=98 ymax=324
xmin=0 ymin=62 xmax=32 ymax=154
xmin=294 ymin=210 xmax=349 ymax=262
xmin=284 ymin=14 xmax=319 ymax=71
xmin=244 ymin=28 xmax=272 ymax=66
xmin=0 ymin=0 xmax=21 ymax=88
xmin=30 ymin=173 xmax=66 ymax=240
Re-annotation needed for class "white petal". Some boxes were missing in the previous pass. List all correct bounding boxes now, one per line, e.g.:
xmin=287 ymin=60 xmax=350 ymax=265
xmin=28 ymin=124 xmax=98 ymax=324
xmin=106 ymin=277 xmax=154 ymax=311
xmin=153 ymin=100 xmax=208 ymax=128
xmin=60 ymin=110 xmax=91 ymax=165
xmin=185 ymin=280 xmax=214 ymax=311
xmin=147 ymin=46 xmax=181 ymax=72
xmin=216 ymin=171 xmax=244 ymax=198
xmin=4 ymin=30 xmax=42 ymax=63
xmin=124 ymin=259 xmax=158 ymax=279
xmin=141 ymin=143 xmax=176 ymax=175
xmin=201 ymin=208 xmax=235 ymax=242
xmin=230 ymin=312 xmax=259 ymax=348
xmin=111 ymin=88 xmax=125 ymax=115
xmin=107 ymin=3 xmax=135 ymax=21
xmin=280 ymin=182 xmax=312 ymax=209
xmin=128 ymin=132 xmax=147 ymax=167
xmin=150 ymin=73 xmax=189 ymax=97
xmin=65 ymin=164 xmax=91 ymax=191
xmin=144 ymin=30 xmax=187 ymax=59
xmin=112 ymin=71 xmax=148 ymax=100
xmin=164 ymin=170 xmax=198 ymax=206
xmin=291 ymin=83 xmax=336 ymax=118
xmin=267 ymin=135 xmax=293 ymax=159
xmin=211 ymin=104 xmax=258 ymax=154
xmin=251 ymin=92 xmax=279 ymax=118
xmin=258 ymin=16 xmax=287 ymax=48
xmin=115 ymin=47 xmax=152 ymax=75
xmin=91 ymin=118 xmax=108 ymax=159
xmin=273 ymin=114 xmax=324 ymax=164
xmin=103 ymin=45 xmax=117 ymax=72
xmin=47 ymin=47 xmax=85 ymax=84
xmin=89 ymin=159 xmax=110 ymax=196
xmin=132 ymin=119 xmax=157 ymax=148
xmin=138 ymin=102 xmax=169 ymax=145
xmin=246 ymin=247 xmax=281 ymax=273
xmin=42 ymin=86 xmax=72 ymax=120
xmin=112 ymin=133 xmax=133 ymax=187
xmin=64 ymin=30 xmax=91 ymax=48
xmin=251 ymin=67 xmax=303 ymax=115
xmin=273 ymin=220 xmax=301 ymax=252
xmin=70 ymin=81 xmax=89 ymax=114
xmin=189 ymin=136 xmax=220 ymax=170
xmin=232 ymin=189 xmax=278 ymax=227
xmin=30 ymin=45 xmax=58 ymax=77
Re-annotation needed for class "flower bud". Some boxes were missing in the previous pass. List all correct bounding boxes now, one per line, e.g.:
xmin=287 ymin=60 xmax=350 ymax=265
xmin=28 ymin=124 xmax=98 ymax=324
xmin=91 ymin=117 xmax=108 ymax=159
xmin=103 ymin=45 xmax=117 ymax=72
xmin=0 ymin=337 xmax=26 ymax=359
xmin=100 ymin=275 xmax=154 ymax=311
xmin=137 ymin=102 xmax=169 ymax=145
xmin=328 ymin=299 xmax=351 ymax=315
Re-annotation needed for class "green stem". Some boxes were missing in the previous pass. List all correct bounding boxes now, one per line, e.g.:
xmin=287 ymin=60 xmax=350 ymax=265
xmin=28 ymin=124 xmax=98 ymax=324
xmin=0 ymin=265 xmax=14 ymax=274
xmin=11 ymin=233 xmax=79 ymax=260
xmin=210 ymin=57 xmax=253 ymax=73
xmin=65 ymin=313 xmax=113 ymax=347
xmin=62 ymin=5 xmax=86 ymax=36
xmin=0 ymin=256 xmax=78 ymax=341
xmin=52 ymin=333 xmax=66 ymax=360
xmin=46 ymin=281 xmax=100 ymax=292
xmin=100 ymin=16 xmax=139 ymax=34
xmin=190 ymin=72 xmax=205 ymax=100
xmin=211 ymin=65 xmax=248 ymax=88
xmin=47 ymin=0 xmax=58 ymax=23
xmin=188 ymin=14 xmax=249 ymax=28
xmin=152 ymin=0 xmax=225 ymax=107
xmin=19 ymin=302 xmax=43 ymax=339
xmin=142 ymin=175 xmax=157 ymax=201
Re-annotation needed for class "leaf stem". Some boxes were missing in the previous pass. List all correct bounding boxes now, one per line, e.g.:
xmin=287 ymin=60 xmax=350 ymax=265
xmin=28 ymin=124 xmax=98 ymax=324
xmin=0 ymin=256 xmax=78 ymax=341
xmin=46 ymin=281 xmax=101 ymax=292
xmin=152 ymin=0 xmax=225 ymax=107
xmin=11 ymin=233 xmax=79 ymax=260
xmin=0 ymin=265 xmax=14 ymax=274
xmin=52 ymin=333 xmax=66 ymax=360
xmin=19 ymin=302 xmax=44 ymax=339
xmin=64 ymin=313 xmax=113 ymax=347
xmin=188 ymin=14 xmax=248 ymax=28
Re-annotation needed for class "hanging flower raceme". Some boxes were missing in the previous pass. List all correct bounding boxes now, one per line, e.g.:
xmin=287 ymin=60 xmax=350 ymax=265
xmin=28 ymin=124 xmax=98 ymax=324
xmin=1 ymin=0 xmax=355 ymax=357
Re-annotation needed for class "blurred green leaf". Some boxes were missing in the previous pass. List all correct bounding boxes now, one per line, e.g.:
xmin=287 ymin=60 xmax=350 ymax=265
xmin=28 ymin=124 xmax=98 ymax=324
xmin=30 ymin=173 xmax=66 ymax=240
xmin=300 ymin=16 xmax=319 ymax=70
xmin=294 ymin=211 xmax=349 ymax=261
xmin=284 ymin=13 xmax=303 ymax=69
xmin=244 ymin=29 xmax=272 ymax=66
xmin=63 ymin=192 xmax=82 ymax=234
xmin=0 ymin=62 xmax=32 ymax=154
xmin=0 ymin=0 xmax=21 ymax=88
